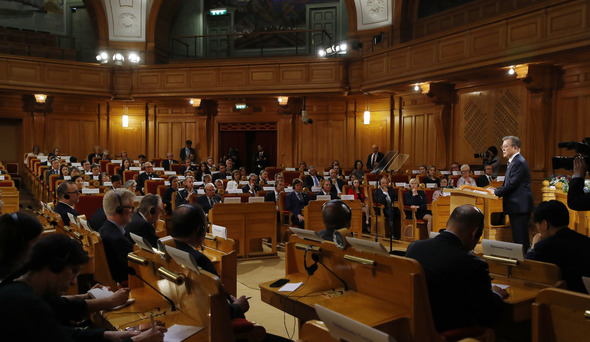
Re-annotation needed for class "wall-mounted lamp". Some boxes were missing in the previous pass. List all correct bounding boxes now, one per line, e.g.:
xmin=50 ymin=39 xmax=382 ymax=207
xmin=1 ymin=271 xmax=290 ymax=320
xmin=189 ymin=98 xmax=202 ymax=107
xmin=122 ymin=115 xmax=129 ymax=128
xmin=34 ymin=94 xmax=47 ymax=103
xmin=363 ymin=110 xmax=371 ymax=125
xmin=507 ymin=65 xmax=529 ymax=79
xmin=414 ymin=83 xmax=430 ymax=94
xmin=317 ymin=42 xmax=348 ymax=58
xmin=277 ymin=96 xmax=289 ymax=106
xmin=96 ymin=50 xmax=141 ymax=65
xmin=235 ymin=103 xmax=247 ymax=110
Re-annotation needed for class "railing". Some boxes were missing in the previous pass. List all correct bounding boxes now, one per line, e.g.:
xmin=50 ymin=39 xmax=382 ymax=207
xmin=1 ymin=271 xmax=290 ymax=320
xmin=170 ymin=29 xmax=332 ymax=59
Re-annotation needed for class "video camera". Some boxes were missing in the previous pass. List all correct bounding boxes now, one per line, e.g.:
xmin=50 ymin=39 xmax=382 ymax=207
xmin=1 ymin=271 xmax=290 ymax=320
xmin=474 ymin=151 xmax=490 ymax=159
xmin=552 ymin=137 xmax=590 ymax=171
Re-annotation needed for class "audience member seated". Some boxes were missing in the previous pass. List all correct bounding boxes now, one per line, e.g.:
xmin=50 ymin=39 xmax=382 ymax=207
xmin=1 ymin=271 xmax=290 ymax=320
xmin=110 ymin=174 xmax=122 ymax=190
xmin=424 ymin=165 xmax=440 ymax=188
xmin=136 ymin=162 xmax=158 ymax=195
xmin=44 ymin=157 xmax=61 ymax=184
xmin=124 ymin=180 xmax=137 ymax=194
xmin=124 ymin=194 xmax=163 ymax=248
xmin=476 ymin=165 xmax=495 ymax=187
xmin=70 ymin=167 xmax=81 ymax=178
xmin=405 ymin=205 xmax=508 ymax=332
xmin=264 ymin=181 xmax=284 ymax=204
xmin=206 ymin=157 xmax=215 ymax=172
xmin=374 ymin=177 xmax=401 ymax=239
xmin=80 ymin=160 xmax=91 ymax=174
xmin=525 ymin=200 xmax=590 ymax=293
xmin=328 ymin=168 xmax=344 ymax=197
xmin=72 ymin=175 xmax=84 ymax=192
xmin=0 ymin=212 xmax=43 ymax=279
xmin=58 ymin=164 xmax=70 ymax=180
xmin=214 ymin=179 xmax=224 ymax=194
xmin=274 ymin=172 xmax=284 ymax=184
xmin=225 ymin=158 xmax=234 ymax=174
xmin=24 ymin=144 xmax=44 ymax=164
xmin=303 ymin=165 xmax=323 ymax=190
xmin=194 ymin=162 xmax=208 ymax=182
xmin=450 ymin=162 xmax=460 ymax=173
xmin=432 ymin=177 xmax=451 ymax=202
xmin=175 ymin=176 xmax=198 ymax=207
xmin=196 ymin=183 xmax=221 ymax=214
xmin=118 ymin=158 xmax=132 ymax=178
xmin=348 ymin=178 xmax=370 ymax=228
xmin=137 ymin=154 xmax=147 ymax=167
xmin=88 ymin=145 xmax=102 ymax=162
xmin=162 ymin=176 xmax=179 ymax=215
xmin=120 ymin=151 xmax=128 ymax=160
xmin=318 ymin=200 xmax=352 ymax=241
xmin=242 ymin=173 xmax=261 ymax=196
xmin=171 ymin=204 xmax=249 ymax=320
xmin=162 ymin=152 xmax=178 ymax=171
xmin=54 ymin=181 xmax=80 ymax=226
xmin=47 ymin=147 xmax=61 ymax=160
xmin=99 ymin=189 xmax=136 ymax=285
xmin=456 ymin=164 xmax=476 ymax=187
xmin=298 ymin=161 xmax=307 ymax=171
xmin=90 ymin=163 xmax=101 ymax=180
xmin=197 ymin=174 xmax=213 ymax=190
xmin=285 ymin=179 xmax=309 ymax=228
xmin=101 ymin=150 xmax=111 ymax=161
xmin=212 ymin=164 xmax=229 ymax=183
xmin=180 ymin=158 xmax=196 ymax=176
xmin=316 ymin=179 xmax=338 ymax=200
xmin=418 ymin=164 xmax=428 ymax=178
xmin=100 ymin=172 xmax=110 ymax=186
xmin=367 ymin=144 xmax=384 ymax=170
xmin=259 ymin=169 xmax=270 ymax=185
xmin=89 ymin=207 xmax=107 ymax=232
xmin=404 ymin=178 xmax=433 ymax=233
xmin=226 ymin=170 xmax=242 ymax=190
xmin=351 ymin=160 xmax=365 ymax=181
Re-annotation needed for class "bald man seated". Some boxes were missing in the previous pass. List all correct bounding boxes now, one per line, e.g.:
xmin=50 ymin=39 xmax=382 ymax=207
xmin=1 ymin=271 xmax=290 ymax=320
xmin=318 ymin=200 xmax=352 ymax=242
xmin=405 ymin=205 xmax=508 ymax=333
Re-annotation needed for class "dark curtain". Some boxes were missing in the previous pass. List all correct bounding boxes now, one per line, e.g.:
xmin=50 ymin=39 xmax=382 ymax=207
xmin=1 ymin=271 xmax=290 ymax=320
xmin=218 ymin=131 xmax=246 ymax=168
xmin=219 ymin=130 xmax=277 ymax=173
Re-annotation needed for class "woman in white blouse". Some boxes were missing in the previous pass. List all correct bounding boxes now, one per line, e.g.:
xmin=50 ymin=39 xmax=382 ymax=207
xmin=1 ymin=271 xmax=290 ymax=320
xmin=225 ymin=170 xmax=242 ymax=190
xmin=456 ymin=164 xmax=476 ymax=187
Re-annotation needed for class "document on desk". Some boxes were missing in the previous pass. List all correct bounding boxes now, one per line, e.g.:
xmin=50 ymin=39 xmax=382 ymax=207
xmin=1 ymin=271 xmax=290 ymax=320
xmin=279 ymin=282 xmax=303 ymax=292
xmin=492 ymin=284 xmax=510 ymax=290
xmin=164 ymin=324 xmax=203 ymax=342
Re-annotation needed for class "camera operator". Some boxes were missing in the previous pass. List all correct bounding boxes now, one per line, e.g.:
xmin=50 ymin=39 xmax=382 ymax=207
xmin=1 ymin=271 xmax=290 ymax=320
xmin=481 ymin=146 xmax=500 ymax=178
xmin=568 ymin=156 xmax=590 ymax=211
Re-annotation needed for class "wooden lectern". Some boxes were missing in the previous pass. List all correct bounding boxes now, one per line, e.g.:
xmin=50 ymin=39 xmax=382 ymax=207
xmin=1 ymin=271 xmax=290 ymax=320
xmin=443 ymin=185 xmax=510 ymax=240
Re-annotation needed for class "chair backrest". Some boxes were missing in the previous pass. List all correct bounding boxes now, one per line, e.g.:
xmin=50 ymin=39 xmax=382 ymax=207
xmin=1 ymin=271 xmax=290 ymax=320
xmin=532 ymin=288 xmax=590 ymax=342
xmin=123 ymin=170 xmax=139 ymax=183
xmin=170 ymin=163 xmax=181 ymax=173
xmin=283 ymin=171 xmax=302 ymax=185
xmin=145 ymin=179 xmax=165 ymax=195
xmin=74 ymin=194 xmax=105 ymax=219
xmin=99 ymin=160 xmax=109 ymax=172
xmin=106 ymin=163 xmax=118 ymax=176
xmin=265 ymin=167 xmax=283 ymax=180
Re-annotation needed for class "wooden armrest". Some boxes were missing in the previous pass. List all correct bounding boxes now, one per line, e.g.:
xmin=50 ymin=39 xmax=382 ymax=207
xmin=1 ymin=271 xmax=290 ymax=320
xmin=403 ymin=205 xmax=417 ymax=211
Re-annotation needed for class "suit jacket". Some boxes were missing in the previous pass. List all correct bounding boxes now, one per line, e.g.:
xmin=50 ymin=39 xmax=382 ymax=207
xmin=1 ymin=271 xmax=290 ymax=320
xmin=54 ymin=201 xmax=79 ymax=226
xmin=494 ymin=153 xmax=533 ymax=214
xmin=476 ymin=175 xmax=493 ymax=188
xmin=406 ymin=232 xmax=504 ymax=332
xmin=88 ymin=153 xmax=102 ymax=162
xmin=367 ymin=152 xmax=385 ymax=169
xmin=254 ymin=151 xmax=269 ymax=170
xmin=179 ymin=164 xmax=196 ymax=175
xmin=315 ymin=190 xmax=338 ymax=200
xmin=179 ymin=147 xmax=196 ymax=161
xmin=196 ymin=194 xmax=222 ymax=213
xmin=137 ymin=172 xmax=158 ymax=194
xmin=303 ymin=174 xmax=323 ymax=190
xmin=525 ymin=228 xmax=590 ymax=293
xmin=374 ymin=186 xmax=398 ymax=206
xmin=241 ymin=184 xmax=261 ymax=196
xmin=45 ymin=167 xmax=60 ymax=184
xmin=264 ymin=190 xmax=280 ymax=203
xmin=99 ymin=220 xmax=134 ymax=283
xmin=175 ymin=188 xmax=198 ymax=207
xmin=285 ymin=191 xmax=309 ymax=216
xmin=328 ymin=178 xmax=345 ymax=196
xmin=162 ymin=159 xmax=178 ymax=171
xmin=568 ymin=177 xmax=590 ymax=211
xmin=124 ymin=212 xmax=159 ymax=248
xmin=212 ymin=172 xmax=229 ymax=183
xmin=89 ymin=207 xmax=107 ymax=231
xmin=162 ymin=186 xmax=176 ymax=214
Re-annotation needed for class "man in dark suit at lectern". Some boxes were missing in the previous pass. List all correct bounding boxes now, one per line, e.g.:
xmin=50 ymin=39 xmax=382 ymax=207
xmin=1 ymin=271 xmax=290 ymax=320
xmin=367 ymin=144 xmax=384 ymax=170
xmin=492 ymin=136 xmax=534 ymax=250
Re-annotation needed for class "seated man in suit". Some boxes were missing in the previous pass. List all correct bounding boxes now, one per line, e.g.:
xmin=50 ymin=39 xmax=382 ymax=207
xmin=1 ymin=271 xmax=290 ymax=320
xmin=54 ymin=180 xmax=80 ymax=226
xmin=44 ymin=157 xmax=61 ymax=184
xmin=316 ymin=178 xmax=338 ymax=199
xmin=328 ymin=168 xmax=344 ymax=197
xmin=179 ymin=158 xmax=196 ymax=175
xmin=241 ymin=173 xmax=261 ymax=196
xmin=175 ymin=176 xmax=198 ymax=206
xmin=163 ymin=175 xmax=179 ymax=214
xmin=525 ymin=200 xmax=590 ymax=293
xmin=124 ymin=194 xmax=163 ymax=248
xmin=212 ymin=164 xmax=229 ymax=183
xmin=88 ymin=145 xmax=102 ymax=162
xmin=264 ymin=181 xmax=284 ymax=205
xmin=90 ymin=163 xmax=101 ymax=180
xmin=285 ymin=178 xmax=309 ymax=228
xmin=318 ymin=200 xmax=352 ymax=241
xmin=162 ymin=152 xmax=178 ymax=171
xmin=406 ymin=204 xmax=508 ymax=332
xmin=303 ymin=165 xmax=323 ymax=190
xmin=374 ymin=177 xmax=401 ymax=239
xmin=81 ymin=159 xmax=91 ymax=174
xmin=196 ymin=183 xmax=221 ymax=214
xmin=99 ymin=189 xmax=136 ymax=285
xmin=136 ymin=162 xmax=158 ymax=195
xmin=259 ymin=169 xmax=270 ymax=185
xmin=476 ymin=165 xmax=495 ymax=188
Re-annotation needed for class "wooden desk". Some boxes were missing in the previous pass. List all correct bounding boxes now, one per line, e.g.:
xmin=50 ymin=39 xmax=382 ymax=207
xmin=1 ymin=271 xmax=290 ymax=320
xmin=209 ymin=202 xmax=277 ymax=258
xmin=260 ymin=235 xmax=441 ymax=341
xmin=302 ymin=199 xmax=363 ymax=236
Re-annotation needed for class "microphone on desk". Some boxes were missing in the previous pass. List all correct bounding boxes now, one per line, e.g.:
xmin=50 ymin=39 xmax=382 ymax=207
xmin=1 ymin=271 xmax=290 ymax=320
xmin=127 ymin=266 xmax=177 ymax=311
xmin=311 ymin=254 xmax=349 ymax=292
